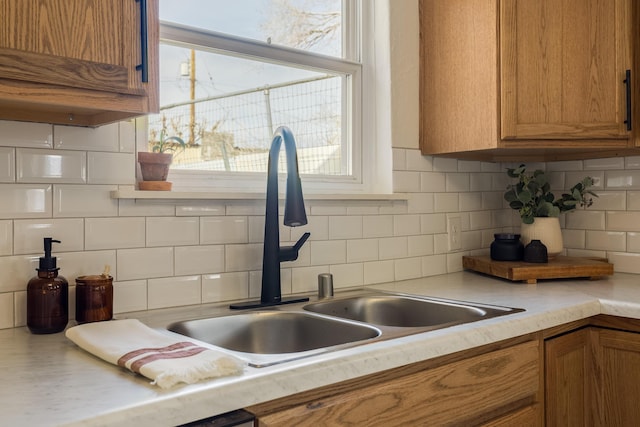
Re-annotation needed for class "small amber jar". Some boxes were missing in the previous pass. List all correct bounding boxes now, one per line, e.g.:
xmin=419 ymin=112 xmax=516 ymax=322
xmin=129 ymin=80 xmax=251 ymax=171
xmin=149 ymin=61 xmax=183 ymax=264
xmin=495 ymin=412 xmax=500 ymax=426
xmin=75 ymin=275 xmax=113 ymax=323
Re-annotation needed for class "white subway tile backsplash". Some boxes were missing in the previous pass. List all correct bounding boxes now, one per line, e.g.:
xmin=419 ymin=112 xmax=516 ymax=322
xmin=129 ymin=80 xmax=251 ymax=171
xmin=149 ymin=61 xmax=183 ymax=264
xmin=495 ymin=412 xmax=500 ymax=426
xmin=627 ymin=192 xmax=640 ymax=210
xmin=481 ymin=162 xmax=501 ymax=172
xmin=393 ymin=171 xmax=420 ymax=192
xmin=420 ymin=213 xmax=447 ymax=234
xmin=310 ymin=240 xmax=346 ymax=265
xmin=406 ymin=193 xmax=434 ymax=214
xmin=87 ymin=152 xmax=135 ymax=185
xmin=392 ymin=148 xmax=406 ymax=170
xmin=148 ymin=275 xmax=201 ymax=309
xmin=470 ymin=173 xmax=493 ymax=192
xmin=0 ymin=120 xmax=52 ymax=148
xmin=53 ymin=184 xmax=117 ymax=217
xmin=57 ymin=250 xmax=117 ymax=282
xmin=378 ymin=236 xmax=408 ymax=260
xmin=0 ymin=293 xmax=13 ymax=329
xmin=225 ymin=243 xmax=262 ymax=272
xmin=393 ymin=214 xmax=421 ymax=236
xmin=329 ymin=263 xmax=363 ymax=288
xmin=394 ymin=257 xmax=422 ymax=281
xmin=606 ymin=170 xmax=640 ymax=189
xmin=422 ymin=254 xmax=447 ymax=276
xmin=175 ymin=245 xmax=224 ymax=275
xmin=607 ymin=252 xmax=640 ymax=274
xmin=347 ymin=239 xmax=379 ymax=262
xmin=363 ymin=215 xmax=393 ymax=238
xmin=433 ymin=157 xmax=458 ymax=172
xmin=0 ymin=221 xmax=12 ymax=256
xmin=117 ymin=247 xmax=173 ymax=281
xmin=15 ymin=219 xmax=83 ymax=254
xmin=17 ymin=149 xmax=86 ymax=183
xmin=54 ymin=123 xmax=119 ymax=151
xmin=85 ymin=217 xmax=144 ymax=250
xmin=292 ymin=266 xmax=328 ymax=293
xmin=0 ymin=184 xmax=51 ymax=219
xmin=585 ymin=231 xmax=626 ymax=251
xmin=607 ymin=211 xmax=640 ymax=232
xmin=627 ymin=233 xmax=640 ymax=253
xmin=584 ymin=157 xmax=624 ymax=170
xmin=14 ymin=291 xmax=26 ymax=327
xmin=201 ymin=216 xmax=248 ymax=244
xmin=459 ymin=192 xmax=482 ymax=212
xmin=405 ymin=150 xmax=433 ymax=171
xmin=420 ymin=172 xmax=446 ymax=192
xmin=147 ymin=217 xmax=199 ymax=247
xmin=626 ymin=157 xmax=640 ymax=169
xmin=117 ymin=199 xmax=176 ymax=217
xmin=118 ymin=121 xmax=136 ymax=153
xmin=0 ymin=147 xmax=14 ymax=182
xmin=434 ymin=193 xmax=459 ymax=213
xmin=202 ymin=272 xmax=249 ymax=303
xmin=547 ymin=160 xmax=583 ymax=171
xmin=562 ymin=229 xmax=586 ymax=249
xmin=329 ymin=216 xmax=362 ymax=239
xmin=565 ymin=210 xmax=605 ymax=230
xmin=408 ymin=235 xmax=433 ymax=257
xmin=0 ymin=255 xmax=39 ymax=292
xmin=458 ymin=160 xmax=482 ymax=173
xmin=590 ymin=191 xmax=626 ymax=211
xmin=291 ymin=216 xmax=328 ymax=241
xmin=113 ymin=280 xmax=147 ymax=313
xmin=363 ymin=260 xmax=394 ymax=284
xmin=445 ymin=173 xmax=469 ymax=192
xmin=176 ymin=202 xmax=225 ymax=217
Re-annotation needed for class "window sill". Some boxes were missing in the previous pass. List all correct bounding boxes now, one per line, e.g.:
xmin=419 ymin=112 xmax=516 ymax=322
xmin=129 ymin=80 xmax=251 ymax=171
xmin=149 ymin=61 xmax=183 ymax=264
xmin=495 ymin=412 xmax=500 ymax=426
xmin=110 ymin=189 xmax=407 ymax=202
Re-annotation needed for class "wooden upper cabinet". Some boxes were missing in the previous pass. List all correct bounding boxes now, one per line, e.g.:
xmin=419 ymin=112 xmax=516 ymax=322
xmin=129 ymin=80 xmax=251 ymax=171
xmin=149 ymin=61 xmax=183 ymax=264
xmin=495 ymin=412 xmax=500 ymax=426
xmin=419 ymin=0 xmax=637 ymax=162
xmin=501 ymin=0 xmax=631 ymax=140
xmin=0 ymin=0 xmax=158 ymax=126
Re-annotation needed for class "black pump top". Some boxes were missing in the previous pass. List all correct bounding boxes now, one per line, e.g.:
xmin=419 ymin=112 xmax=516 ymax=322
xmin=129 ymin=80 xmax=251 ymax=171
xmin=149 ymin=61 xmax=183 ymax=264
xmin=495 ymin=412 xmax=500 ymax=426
xmin=38 ymin=237 xmax=61 ymax=272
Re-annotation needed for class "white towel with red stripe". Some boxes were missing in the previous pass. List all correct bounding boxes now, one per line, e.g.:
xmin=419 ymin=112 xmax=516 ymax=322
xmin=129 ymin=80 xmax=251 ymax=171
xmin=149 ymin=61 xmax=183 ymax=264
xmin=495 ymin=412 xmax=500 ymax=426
xmin=65 ymin=319 xmax=245 ymax=389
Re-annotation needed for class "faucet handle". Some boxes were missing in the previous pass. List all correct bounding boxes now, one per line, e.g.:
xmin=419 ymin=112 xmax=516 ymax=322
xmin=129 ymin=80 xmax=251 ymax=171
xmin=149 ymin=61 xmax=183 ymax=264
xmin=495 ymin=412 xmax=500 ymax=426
xmin=278 ymin=232 xmax=311 ymax=262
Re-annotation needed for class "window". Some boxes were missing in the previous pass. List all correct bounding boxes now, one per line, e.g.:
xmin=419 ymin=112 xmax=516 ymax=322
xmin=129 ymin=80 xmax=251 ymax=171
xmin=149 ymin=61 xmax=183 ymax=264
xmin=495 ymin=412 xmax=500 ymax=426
xmin=148 ymin=0 xmax=389 ymax=194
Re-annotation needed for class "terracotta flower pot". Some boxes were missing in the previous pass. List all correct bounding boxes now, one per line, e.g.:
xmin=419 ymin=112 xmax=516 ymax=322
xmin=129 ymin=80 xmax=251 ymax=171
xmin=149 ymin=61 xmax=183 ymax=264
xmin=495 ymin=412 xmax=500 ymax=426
xmin=520 ymin=217 xmax=563 ymax=259
xmin=137 ymin=152 xmax=173 ymax=191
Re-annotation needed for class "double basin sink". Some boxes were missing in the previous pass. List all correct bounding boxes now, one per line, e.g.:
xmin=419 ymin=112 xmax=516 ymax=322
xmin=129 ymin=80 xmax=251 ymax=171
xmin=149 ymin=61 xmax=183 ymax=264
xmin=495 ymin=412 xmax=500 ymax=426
xmin=167 ymin=291 xmax=524 ymax=367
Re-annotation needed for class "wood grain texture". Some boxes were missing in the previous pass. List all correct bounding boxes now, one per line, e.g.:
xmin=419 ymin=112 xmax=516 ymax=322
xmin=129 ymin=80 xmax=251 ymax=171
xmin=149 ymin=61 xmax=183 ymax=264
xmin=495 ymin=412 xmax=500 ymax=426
xmin=419 ymin=0 xmax=637 ymax=161
xmin=501 ymin=0 xmax=631 ymax=140
xmin=0 ymin=0 xmax=158 ymax=126
xmin=592 ymin=328 xmax=640 ymax=425
xmin=545 ymin=328 xmax=593 ymax=426
xmin=462 ymin=256 xmax=613 ymax=283
xmin=255 ymin=341 xmax=540 ymax=427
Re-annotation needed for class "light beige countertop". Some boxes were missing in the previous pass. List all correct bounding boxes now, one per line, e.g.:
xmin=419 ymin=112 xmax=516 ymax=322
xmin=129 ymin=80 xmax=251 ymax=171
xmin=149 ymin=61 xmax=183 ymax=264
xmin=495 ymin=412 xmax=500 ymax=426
xmin=2 ymin=271 xmax=640 ymax=426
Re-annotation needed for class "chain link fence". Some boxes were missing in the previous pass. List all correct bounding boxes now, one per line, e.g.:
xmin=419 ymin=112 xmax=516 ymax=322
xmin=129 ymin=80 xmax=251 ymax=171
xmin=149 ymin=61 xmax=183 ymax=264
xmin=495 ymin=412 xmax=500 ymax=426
xmin=148 ymin=75 xmax=345 ymax=175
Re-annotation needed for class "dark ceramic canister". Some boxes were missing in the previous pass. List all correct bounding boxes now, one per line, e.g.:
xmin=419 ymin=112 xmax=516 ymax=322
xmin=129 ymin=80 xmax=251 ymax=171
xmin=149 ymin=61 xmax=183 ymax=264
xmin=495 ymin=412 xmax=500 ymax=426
xmin=490 ymin=233 xmax=524 ymax=261
xmin=523 ymin=239 xmax=548 ymax=263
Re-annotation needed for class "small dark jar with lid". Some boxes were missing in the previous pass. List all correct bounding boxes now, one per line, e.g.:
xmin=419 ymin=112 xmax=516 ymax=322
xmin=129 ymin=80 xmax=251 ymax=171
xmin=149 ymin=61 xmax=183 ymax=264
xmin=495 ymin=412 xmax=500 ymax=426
xmin=490 ymin=233 xmax=524 ymax=261
xmin=75 ymin=275 xmax=113 ymax=323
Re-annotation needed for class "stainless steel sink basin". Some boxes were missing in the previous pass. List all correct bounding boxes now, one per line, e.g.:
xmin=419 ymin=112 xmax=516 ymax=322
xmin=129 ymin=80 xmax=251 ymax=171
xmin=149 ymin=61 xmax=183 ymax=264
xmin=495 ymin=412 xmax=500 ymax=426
xmin=166 ymin=291 xmax=524 ymax=367
xmin=304 ymin=294 xmax=523 ymax=327
xmin=167 ymin=311 xmax=380 ymax=366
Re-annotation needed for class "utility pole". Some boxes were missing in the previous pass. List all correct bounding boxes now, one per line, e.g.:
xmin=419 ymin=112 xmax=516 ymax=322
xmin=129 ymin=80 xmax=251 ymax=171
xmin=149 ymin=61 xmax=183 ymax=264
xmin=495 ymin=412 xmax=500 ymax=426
xmin=189 ymin=49 xmax=196 ymax=145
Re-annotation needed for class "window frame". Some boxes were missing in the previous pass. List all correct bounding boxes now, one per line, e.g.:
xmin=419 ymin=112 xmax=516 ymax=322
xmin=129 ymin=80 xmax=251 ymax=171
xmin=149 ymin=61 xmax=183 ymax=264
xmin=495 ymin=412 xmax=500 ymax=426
xmin=141 ymin=0 xmax=390 ymax=195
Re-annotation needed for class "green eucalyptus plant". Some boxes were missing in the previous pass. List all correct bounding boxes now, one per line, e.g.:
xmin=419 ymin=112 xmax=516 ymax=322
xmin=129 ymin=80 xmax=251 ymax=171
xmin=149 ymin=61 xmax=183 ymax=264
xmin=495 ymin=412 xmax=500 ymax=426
xmin=504 ymin=164 xmax=597 ymax=224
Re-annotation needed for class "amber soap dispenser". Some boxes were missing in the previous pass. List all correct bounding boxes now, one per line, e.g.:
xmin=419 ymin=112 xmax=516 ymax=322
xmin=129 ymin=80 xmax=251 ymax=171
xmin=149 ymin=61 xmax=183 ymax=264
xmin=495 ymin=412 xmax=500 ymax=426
xmin=27 ymin=238 xmax=68 ymax=334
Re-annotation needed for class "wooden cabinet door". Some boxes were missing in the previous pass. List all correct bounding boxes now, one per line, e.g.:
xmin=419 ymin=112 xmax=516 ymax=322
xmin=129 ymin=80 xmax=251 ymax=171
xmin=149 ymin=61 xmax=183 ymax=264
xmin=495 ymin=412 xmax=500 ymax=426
xmin=501 ymin=0 xmax=632 ymax=140
xmin=255 ymin=341 xmax=540 ymax=427
xmin=0 ymin=0 xmax=158 ymax=126
xmin=544 ymin=328 xmax=593 ymax=427
xmin=591 ymin=328 xmax=640 ymax=425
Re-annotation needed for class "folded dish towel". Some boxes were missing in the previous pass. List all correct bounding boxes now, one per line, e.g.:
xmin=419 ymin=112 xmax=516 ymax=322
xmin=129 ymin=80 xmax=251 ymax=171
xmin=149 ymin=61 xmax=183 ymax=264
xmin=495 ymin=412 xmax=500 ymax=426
xmin=66 ymin=319 xmax=245 ymax=389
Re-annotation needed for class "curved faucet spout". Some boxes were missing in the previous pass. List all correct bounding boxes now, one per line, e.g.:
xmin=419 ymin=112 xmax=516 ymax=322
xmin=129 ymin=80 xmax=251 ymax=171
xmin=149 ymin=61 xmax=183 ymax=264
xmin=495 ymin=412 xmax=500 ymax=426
xmin=230 ymin=126 xmax=311 ymax=309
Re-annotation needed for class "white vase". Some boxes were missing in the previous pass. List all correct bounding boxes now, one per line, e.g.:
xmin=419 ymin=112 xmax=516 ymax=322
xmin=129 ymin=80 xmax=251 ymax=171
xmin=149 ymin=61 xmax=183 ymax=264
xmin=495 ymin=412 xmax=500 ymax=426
xmin=520 ymin=217 xmax=563 ymax=259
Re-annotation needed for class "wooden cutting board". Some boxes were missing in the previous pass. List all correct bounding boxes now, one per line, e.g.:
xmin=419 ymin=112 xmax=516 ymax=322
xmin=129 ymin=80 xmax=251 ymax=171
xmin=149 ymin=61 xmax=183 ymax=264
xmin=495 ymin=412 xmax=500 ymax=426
xmin=462 ymin=255 xmax=613 ymax=284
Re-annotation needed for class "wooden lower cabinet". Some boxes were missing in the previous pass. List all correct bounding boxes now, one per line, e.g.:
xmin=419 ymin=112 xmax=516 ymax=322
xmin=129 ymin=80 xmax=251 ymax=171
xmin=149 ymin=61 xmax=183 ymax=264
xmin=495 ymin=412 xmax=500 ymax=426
xmin=248 ymin=340 xmax=542 ymax=426
xmin=545 ymin=323 xmax=640 ymax=426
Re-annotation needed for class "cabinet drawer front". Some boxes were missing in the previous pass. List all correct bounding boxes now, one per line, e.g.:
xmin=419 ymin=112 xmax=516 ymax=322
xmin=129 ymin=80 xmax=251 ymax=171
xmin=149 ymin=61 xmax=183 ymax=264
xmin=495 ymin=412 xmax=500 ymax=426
xmin=257 ymin=340 xmax=540 ymax=427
